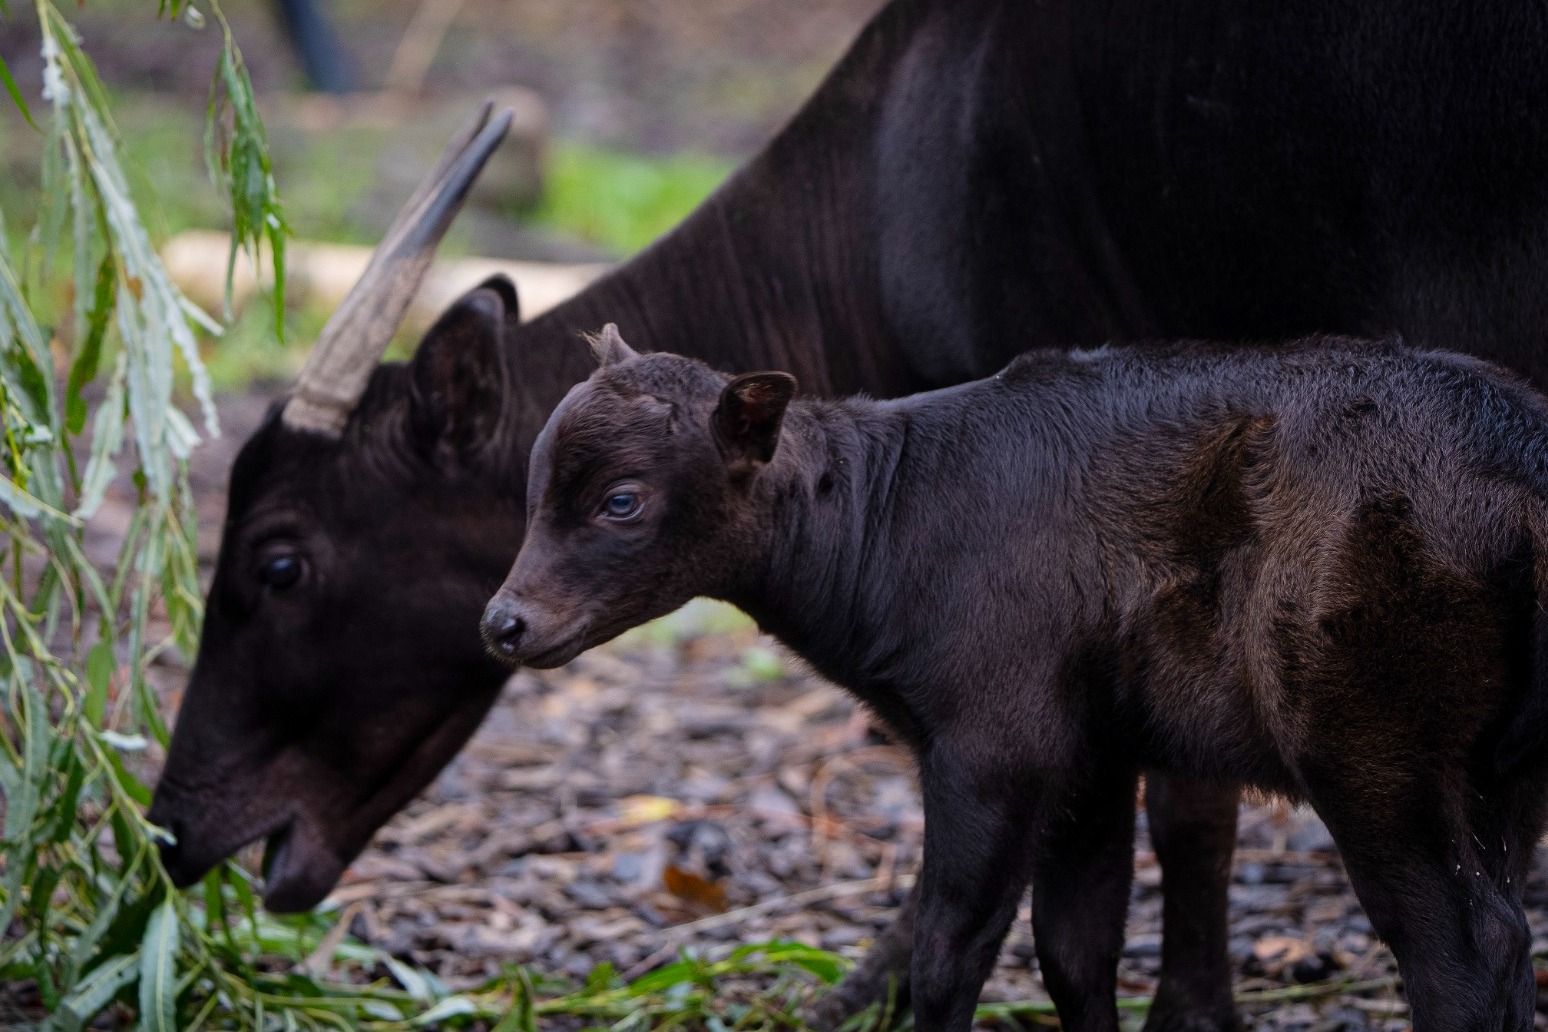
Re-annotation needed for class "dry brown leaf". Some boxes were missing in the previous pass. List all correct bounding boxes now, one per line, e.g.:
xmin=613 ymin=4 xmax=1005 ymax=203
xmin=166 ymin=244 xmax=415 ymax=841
xmin=1252 ymin=935 xmax=1312 ymax=964
xmin=662 ymin=863 xmax=727 ymax=914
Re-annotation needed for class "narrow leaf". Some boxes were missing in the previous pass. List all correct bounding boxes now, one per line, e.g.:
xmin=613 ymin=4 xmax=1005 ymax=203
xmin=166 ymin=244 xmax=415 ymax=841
xmin=67 ymin=851 xmax=141 ymax=972
xmin=66 ymin=253 xmax=115 ymax=436
xmin=48 ymin=751 xmax=89 ymax=842
xmin=412 ymin=996 xmax=480 ymax=1025
xmin=136 ymin=897 xmax=179 ymax=1032
xmin=84 ymin=638 xmax=114 ymax=725
xmin=57 ymin=952 xmax=140 ymax=1031
xmin=0 ymin=53 xmax=34 ymax=129
xmin=386 ymin=956 xmax=437 ymax=1002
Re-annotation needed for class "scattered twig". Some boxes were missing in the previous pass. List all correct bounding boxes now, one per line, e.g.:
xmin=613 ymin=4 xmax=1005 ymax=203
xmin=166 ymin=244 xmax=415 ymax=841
xmin=1238 ymin=976 xmax=1403 ymax=1005
xmin=301 ymin=902 xmax=362 ymax=977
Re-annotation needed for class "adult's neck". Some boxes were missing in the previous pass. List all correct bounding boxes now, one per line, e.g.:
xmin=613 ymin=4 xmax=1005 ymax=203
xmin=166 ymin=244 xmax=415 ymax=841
xmin=498 ymin=0 xmax=936 ymax=469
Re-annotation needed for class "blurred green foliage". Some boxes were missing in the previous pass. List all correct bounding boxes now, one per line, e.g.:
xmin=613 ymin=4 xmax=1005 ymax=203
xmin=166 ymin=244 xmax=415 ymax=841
xmin=2 ymin=94 xmax=734 ymax=391
xmin=531 ymin=142 xmax=733 ymax=256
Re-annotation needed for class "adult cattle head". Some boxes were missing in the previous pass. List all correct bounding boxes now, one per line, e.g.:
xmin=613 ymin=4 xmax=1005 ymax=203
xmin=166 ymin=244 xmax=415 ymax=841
xmin=147 ymin=102 xmax=529 ymax=912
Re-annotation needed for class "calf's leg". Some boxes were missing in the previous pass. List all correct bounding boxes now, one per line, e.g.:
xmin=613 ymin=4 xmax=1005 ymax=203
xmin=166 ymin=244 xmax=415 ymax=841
xmin=1031 ymin=767 xmax=1139 ymax=1032
xmin=802 ymin=881 xmax=916 ymax=1030
xmin=1142 ymin=775 xmax=1242 ymax=1032
xmin=1307 ymin=769 xmax=1535 ymax=1031
xmin=809 ymin=777 xmax=1242 ymax=1032
xmin=911 ymin=742 xmax=1041 ymax=1032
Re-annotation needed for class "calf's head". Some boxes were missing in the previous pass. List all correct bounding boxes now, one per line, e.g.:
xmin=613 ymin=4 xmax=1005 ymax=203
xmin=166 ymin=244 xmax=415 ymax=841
xmin=149 ymin=104 xmax=530 ymax=912
xmin=483 ymin=330 xmax=797 ymax=669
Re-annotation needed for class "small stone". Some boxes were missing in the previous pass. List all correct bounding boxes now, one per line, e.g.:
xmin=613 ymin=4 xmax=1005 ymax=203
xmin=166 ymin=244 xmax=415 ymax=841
xmin=565 ymin=880 xmax=613 ymax=910
xmin=1122 ymin=933 xmax=1162 ymax=959
xmin=610 ymin=851 xmax=648 ymax=883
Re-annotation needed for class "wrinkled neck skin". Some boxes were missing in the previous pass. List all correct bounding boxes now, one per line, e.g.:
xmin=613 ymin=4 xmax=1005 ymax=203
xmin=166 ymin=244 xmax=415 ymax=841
xmin=718 ymin=400 xmax=926 ymax=745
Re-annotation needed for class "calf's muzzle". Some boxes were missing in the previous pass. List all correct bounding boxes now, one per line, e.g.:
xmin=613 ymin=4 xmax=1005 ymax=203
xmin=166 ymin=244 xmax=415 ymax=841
xmin=480 ymin=594 xmax=527 ymax=659
xmin=480 ymin=589 xmax=583 ymax=668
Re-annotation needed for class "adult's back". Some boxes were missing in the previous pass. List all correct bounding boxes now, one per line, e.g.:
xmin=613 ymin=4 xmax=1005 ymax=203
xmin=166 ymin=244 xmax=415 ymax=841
xmin=875 ymin=0 xmax=1548 ymax=383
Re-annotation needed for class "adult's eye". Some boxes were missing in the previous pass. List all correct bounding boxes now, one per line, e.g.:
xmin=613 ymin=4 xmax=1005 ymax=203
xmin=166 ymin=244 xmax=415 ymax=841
xmin=257 ymin=551 xmax=305 ymax=590
xmin=599 ymin=488 xmax=644 ymax=523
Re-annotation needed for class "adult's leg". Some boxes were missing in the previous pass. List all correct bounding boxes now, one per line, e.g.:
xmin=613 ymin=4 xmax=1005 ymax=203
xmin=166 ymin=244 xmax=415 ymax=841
xmin=1031 ymin=766 xmax=1140 ymax=1032
xmin=1143 ymin=775 xmax=1242 ymax=1032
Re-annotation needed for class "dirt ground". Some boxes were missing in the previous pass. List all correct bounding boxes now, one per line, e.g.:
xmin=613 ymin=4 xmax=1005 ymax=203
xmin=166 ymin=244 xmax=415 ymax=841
xmin=136 ymin=388 xmax=1548 ymax=1031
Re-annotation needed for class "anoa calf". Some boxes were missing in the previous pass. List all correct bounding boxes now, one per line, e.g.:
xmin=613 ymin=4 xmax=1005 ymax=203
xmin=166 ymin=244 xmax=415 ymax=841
xmin=484 ymin=329 xmax=1548 ymax=1032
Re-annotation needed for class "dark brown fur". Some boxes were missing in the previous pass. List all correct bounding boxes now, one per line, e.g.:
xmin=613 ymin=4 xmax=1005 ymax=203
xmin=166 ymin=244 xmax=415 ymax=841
xmin=487 ymin=337 xmax=1548 ymax=1032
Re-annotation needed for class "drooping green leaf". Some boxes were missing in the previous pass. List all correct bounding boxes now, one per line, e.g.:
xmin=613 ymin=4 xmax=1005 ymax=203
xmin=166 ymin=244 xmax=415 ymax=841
xmin=66 ymin=253 xmax=116 ymax=436
xmin=67 ymin=850 xmax=143 ymax=974
xmin=101 ymin=744 xmax=152 ymax=807
xmin=137 ymin=896 xmax=180 ymax=1032
xmin=83 ymin=638 xmax=115 ymax=725
xmin=207 ymin=35 xmax=287 ymax=343
xmin=48 ymin=750 xmax=89 ymax=842
xmin=0 ymin=53 xmax=34 ymax=129
xmin=627 ymin=956 xmax=709 ymax=994
xmin=27 ymin=859 xmax=62 ymax=926
xmin=56 ymin=952 xmax=141 ymax=1032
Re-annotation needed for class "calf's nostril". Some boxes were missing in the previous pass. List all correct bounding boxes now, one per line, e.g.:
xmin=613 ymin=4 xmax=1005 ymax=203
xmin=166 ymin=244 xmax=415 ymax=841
xmin=495 ymin=613 xmax=524 ymax=643
xmin=481 ymin=604 xmax=527 ymax=657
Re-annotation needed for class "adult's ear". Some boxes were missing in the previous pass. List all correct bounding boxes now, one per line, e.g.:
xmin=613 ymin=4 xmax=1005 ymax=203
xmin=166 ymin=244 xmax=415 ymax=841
xmin=409 ymin=275 xmax=517 ymax=463
xmin=712 ymin=372 xmax=797 ymax=478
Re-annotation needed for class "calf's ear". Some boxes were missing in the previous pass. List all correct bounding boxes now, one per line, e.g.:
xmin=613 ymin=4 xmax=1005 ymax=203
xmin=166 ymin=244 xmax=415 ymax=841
xmin=409 ymin=275 xmax=517 ymax=463
xmin=590 ymin=323 xmax=639 ymax=366
xmin=713 ymin=372 xmax=797 ymax=478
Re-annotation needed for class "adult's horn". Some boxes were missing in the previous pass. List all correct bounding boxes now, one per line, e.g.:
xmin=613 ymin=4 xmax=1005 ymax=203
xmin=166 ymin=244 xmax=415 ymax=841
xmin=281 ymin=100 xmax=514 ymax=437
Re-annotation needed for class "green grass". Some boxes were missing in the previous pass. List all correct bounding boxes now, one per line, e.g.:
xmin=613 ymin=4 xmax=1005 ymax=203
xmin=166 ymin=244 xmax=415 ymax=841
xmin=6 ymin=871 xmax=864 ymax=1030
xmin=531 ymin=142 xmax=734 ymax=257
xmin=105 ymin=107 xmax=737 ymax=261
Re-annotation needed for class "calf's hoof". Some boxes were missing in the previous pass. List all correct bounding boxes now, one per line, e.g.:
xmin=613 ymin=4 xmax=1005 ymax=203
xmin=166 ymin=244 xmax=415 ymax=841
xmin=800 ymin=956 xmax=908 ymax=1032
xmin=801 ymin=976 xmax=906 ymax=1032
xmin=1141 ymin=986 xmax=1242 ymax=1032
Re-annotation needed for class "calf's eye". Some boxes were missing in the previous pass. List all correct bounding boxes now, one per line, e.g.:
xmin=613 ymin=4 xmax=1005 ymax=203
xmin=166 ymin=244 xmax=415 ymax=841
xmin=258 ymin=553 xmax=304 ymax=590
xmin=600 ymin=490 xmax=643 ymax=522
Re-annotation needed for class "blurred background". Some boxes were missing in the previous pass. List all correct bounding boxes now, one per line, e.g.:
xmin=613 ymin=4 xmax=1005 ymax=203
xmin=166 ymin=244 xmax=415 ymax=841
xmin=0 ymin=0 xmax=880 ymax=386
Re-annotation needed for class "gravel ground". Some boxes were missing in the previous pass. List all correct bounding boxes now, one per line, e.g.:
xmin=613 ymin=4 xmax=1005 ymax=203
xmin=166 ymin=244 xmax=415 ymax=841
xmin=136 ymin=389 xmax=1548 ymax=1030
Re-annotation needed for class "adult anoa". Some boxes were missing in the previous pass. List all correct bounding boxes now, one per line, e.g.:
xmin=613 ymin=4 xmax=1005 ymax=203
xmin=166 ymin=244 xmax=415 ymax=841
xmin=487 ymin=331 xmax=1548 ymax=1032
xmin=151 ymin=0 xmax=1548 ymax=1026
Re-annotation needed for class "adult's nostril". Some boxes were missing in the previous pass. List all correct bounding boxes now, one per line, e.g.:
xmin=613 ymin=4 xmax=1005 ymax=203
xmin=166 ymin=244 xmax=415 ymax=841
xmin=155 ymin=817 xmax=184 ymax=869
